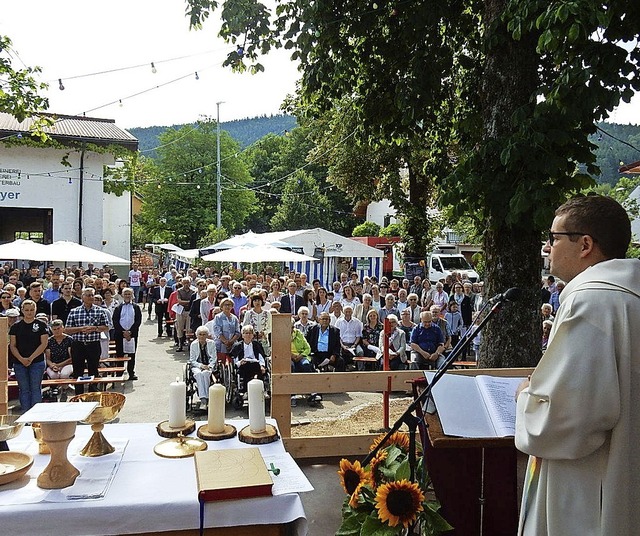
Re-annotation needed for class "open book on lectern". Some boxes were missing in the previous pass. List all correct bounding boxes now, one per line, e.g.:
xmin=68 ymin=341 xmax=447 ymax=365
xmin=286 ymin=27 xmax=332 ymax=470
xmin=423 ymin=372 xmax=526 ymax=438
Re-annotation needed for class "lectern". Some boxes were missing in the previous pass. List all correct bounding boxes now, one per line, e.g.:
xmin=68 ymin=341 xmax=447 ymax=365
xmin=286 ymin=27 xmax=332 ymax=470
xmin=412 ymin=369 xmax=531 ymax=536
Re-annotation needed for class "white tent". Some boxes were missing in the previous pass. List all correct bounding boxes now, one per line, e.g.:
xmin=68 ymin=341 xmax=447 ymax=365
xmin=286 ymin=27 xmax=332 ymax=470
xmin=44 ymin=241 xmax=130 ymax=264
xmin=199 ymin=232 xmax=295 ymax=255
xmin=201 ymin=244 xmax=318 ymax=263
xmin=201 ymin=228 xmax=384 ymax=286
xmin=0 ymin=239 xmax=51 ymax=261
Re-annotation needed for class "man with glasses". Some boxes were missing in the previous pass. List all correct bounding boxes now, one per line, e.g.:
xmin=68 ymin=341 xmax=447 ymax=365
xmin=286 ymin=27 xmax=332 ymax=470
xmin=51 ymin=283 xmax=82 ymax=325
xmin=515 ymin=195 xmax=640 ymax=536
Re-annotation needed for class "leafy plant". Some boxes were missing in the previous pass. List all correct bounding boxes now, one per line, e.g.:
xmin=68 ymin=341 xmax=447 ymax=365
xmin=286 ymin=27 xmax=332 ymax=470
xmin=352 ymin=222 xmax=381 ymax=237
xmin=337 ymin=432 xmax=451 ymax=536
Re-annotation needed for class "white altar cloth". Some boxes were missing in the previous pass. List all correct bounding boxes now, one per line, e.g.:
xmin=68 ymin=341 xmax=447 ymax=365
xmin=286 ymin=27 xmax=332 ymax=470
xmin=1 ymin=419 xmax=307 ymax=536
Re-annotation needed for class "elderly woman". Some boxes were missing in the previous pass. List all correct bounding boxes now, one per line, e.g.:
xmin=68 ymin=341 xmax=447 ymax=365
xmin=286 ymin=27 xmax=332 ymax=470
xmin=10 ymin=299 xmax=49 ymax=411
xmin=210 ymin=297 xmax=241 ymax=363
xmin=230 ymin=325 xmax=266 ymax=392
xmin=243 ymin=293 xmax=272 ymax=356
xmin=361 ymin=308 xmax=383 ymax=358
xmin=353 ymin=293 xmax=375 ymax=324
xmin=378 ymin=314 xmax=407 ymax=370
xmin=189 ymin=326 xmax=218 ymax=410
xmin=293 ymin=306 xmax=315 ymax=336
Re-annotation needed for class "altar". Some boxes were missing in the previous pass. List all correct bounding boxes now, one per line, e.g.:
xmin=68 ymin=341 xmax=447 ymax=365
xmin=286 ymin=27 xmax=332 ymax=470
xmin=0 ymin=419 xmax=308 ymax=536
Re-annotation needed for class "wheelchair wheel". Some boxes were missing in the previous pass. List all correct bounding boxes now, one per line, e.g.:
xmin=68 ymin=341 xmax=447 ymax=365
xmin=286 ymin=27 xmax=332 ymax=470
xmin=222 ymin=362 xmax=234 ymax=404
xmin=184 ymin=364 xmax=196 ymax=411
xmin=232 ymin=394 xmax=244 ymax=410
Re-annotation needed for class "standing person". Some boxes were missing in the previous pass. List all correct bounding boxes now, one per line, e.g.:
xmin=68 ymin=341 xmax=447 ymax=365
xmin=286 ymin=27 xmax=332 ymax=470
xmin=65 ymin=288 xmax=109 ymax=395
xmin=174 ymin=277 xmax=194 ymax=352
xmin=9 ymin=300 xmax=48 ymax=411
xmin=210 ymin=298 xmax=241 ymax=363
xmin=112 ymin=288 xmax=142 ymax=381
xmin=128 ymin=263 xmax=142 ymax=303
xmin=51 ymin=282 xmax=82 ymax=325
xmin=515 ymin=195 xmax=640 ymax=536
xmin=151 ymin=277 xmax=172 ymax=338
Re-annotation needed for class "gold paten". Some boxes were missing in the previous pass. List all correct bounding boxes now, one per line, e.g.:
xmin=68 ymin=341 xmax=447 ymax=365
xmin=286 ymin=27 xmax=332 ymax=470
xmin=154 ymin=433 xmax=207 ymax=458
xmin=69 ymin=392 xmax=126 ymax=457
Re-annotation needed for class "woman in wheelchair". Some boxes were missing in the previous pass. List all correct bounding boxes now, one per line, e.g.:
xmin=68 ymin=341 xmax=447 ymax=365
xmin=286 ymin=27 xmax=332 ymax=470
xmin=189 ymin=326 xmax=218 ymax=410
xmin=230 ymin=325 xmax=266 ymax=395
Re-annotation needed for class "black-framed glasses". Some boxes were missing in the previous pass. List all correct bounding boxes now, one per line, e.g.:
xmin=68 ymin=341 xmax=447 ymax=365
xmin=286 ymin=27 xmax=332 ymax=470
xmin=548 ymin=231 xmax=593 ymax=246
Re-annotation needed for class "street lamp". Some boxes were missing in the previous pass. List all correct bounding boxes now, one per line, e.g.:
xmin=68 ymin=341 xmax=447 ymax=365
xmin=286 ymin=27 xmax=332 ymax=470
xmin=216 ymin=101 xmax=224 ymax=231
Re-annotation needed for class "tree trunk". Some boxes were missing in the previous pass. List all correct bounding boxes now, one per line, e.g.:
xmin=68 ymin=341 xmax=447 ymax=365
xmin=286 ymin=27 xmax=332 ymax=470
xmin=478 ymin=0 xmax=542 ymax=368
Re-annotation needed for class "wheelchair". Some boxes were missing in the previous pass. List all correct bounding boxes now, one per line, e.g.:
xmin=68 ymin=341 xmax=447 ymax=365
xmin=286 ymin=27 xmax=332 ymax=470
xmin=184 ymin=359 xmax=233 ymax=411
xmin=229 ymin=356 xmax=272 ymax=411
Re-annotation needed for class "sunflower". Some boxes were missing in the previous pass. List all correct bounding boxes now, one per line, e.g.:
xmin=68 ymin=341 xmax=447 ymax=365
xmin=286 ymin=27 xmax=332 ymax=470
xmin=369 ymin=449 xmax=388 ymax=488
xmin=338 ymin=459 xmax=370 ymax=496
xmin=375 ymin=479 xmax=425 ymax=528
xmin=369 ymin=431 xmax=411 ymax=454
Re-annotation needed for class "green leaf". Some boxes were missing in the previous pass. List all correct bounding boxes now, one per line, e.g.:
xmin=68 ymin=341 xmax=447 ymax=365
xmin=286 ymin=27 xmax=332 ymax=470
xmin=395 ymin=458 xmax=411 ymax=481
xmin=567 ymin=23 xmax=580 ymax=43
xmin=336 ymin=512 xmax=363 ymax=536
xmin=362 ymin=514 xmax=400 ymax=536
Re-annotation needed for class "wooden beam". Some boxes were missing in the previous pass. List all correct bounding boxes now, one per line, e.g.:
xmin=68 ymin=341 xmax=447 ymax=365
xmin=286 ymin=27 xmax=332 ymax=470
xmin=284 ymin=434 xmax=379 ymax=459
xmin=270 ymin=314 xmax=293 ymax=438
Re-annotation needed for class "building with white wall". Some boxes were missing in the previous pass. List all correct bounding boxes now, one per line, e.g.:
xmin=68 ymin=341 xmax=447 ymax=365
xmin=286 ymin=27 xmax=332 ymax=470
xmin=0 ymin=112 xmax=137 ymax=262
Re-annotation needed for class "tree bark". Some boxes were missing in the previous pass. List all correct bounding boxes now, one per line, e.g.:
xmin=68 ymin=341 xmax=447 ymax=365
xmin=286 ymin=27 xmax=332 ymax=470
xmin=478 ymin=0 xmax=542 ymax=368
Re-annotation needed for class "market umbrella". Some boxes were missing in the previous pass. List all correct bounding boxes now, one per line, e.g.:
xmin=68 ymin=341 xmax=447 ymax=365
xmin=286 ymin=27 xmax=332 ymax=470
xmin=201 ymin=244 xmax=318 ymax=263
xmin=0 ymin=239 xmax=51 ymax=261
xmin=43 ymin=241 xmax=130 ymax=264
xmin=199 ymin=233 xmax=295 ymax=255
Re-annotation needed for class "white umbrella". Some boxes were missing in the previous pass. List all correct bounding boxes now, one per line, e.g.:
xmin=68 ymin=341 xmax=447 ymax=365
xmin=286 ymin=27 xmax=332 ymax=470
xmin=0 ymin=239 xmax=51 ymax=261
xmin=44 ymin=241 xmax=130 ymax=264
xmin=201 ymin=244 xmax=318 ymax=263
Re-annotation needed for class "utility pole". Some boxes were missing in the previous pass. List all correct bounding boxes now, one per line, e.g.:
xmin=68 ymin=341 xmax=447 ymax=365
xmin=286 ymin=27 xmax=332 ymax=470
xmin=216 ymin=101 xmax=224 ymax=231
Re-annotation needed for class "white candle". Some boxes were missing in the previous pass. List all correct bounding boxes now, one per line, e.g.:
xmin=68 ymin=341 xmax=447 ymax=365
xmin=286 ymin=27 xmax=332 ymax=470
xmin=248 ymin=378 xmax=266 ymax=433
xmin=168 ymin=377 xmax=186 ymax=428
xmin=207 ymin=383 xmax=226 ymax=433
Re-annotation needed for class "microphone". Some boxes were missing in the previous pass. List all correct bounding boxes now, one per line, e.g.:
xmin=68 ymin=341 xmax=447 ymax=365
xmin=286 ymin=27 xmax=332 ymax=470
xmin=488 ymin=287 xmax=522 ymax=305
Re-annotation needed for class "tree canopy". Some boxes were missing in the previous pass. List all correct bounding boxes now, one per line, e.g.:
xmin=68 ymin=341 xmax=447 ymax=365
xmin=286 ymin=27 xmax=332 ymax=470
xmin=135 ymin=121 xmax=255 ymax=248
xmin=185 ymin=0 xmax=640 ymax=368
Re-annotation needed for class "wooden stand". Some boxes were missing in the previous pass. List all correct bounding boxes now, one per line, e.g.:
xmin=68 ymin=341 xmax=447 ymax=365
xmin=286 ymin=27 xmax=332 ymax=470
xmin=37 ymin=421 xmax=80 ymax=489
xmin=412 ymin=370 xmax=531 ymax=536
xmin=156 ymin=419 xmax=196 ymax=438
xmin=238 ymin=424 xmax=279 ymax=445
xmin=197 ymin=423 xmax=237 ymax=441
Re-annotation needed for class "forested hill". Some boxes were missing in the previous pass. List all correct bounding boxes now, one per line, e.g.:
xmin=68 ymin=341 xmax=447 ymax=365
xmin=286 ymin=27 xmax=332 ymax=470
xmin=129 ymin=114 xmax=297 ymax=158
xmin=591 ymin=122 xmax=640 ymax=184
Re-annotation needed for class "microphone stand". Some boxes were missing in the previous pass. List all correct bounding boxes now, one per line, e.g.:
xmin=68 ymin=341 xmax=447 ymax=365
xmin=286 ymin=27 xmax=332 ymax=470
xmin=361 ymin=295 xmax=510 ymax=479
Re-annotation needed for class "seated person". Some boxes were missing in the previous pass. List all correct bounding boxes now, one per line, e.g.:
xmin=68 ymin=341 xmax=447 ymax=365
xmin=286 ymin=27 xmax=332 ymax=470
xmin=45 ymin=319 xmax=73 ymax=380
xmin=334 ymin=304 xmax=364 ymax=368
xmin=377 ymin=314 xmax=407 ymax=370
xmin=291 ymin=322 xmax=313 ymax=373
xmin=305 ymin=312 xmax=345 ymax=371
xmin=189 ymin=326 xmax=217 ymax=410
xmin=230 ymin=325 xmax=266 ymax=392
xmin=410 ymin=311 xmax=445 ymax=369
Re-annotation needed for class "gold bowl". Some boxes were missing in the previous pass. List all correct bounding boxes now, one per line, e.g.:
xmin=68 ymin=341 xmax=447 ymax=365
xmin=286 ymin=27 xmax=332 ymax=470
xmin=0 ymin=451 xmax=34 ymax=486
xmin=69 ymin=392 xmax=126 ymax=456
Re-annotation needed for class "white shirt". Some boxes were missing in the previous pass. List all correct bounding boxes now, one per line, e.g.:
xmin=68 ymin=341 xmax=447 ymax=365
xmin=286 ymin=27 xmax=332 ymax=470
xmin=334 ymin=316 xmax=363 ymax=344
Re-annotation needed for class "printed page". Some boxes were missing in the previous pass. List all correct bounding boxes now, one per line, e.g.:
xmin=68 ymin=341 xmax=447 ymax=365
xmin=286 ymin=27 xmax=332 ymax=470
xmin=475 ymin=375 xmax=525 ymax=437
xmin=424 ymin=372 xmax=496 ymax=438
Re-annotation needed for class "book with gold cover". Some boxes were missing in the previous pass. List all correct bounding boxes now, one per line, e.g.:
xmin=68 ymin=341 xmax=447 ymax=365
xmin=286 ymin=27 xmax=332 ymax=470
xmin=194 ymin=447 xmax=273 ymax=501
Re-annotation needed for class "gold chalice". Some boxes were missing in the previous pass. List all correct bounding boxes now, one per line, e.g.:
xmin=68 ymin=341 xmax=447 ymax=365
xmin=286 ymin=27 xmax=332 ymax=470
xmin=69 ymin=392 xmax=126 ymax=456
xmin=0 ymin=415 xmax=25 ymax=451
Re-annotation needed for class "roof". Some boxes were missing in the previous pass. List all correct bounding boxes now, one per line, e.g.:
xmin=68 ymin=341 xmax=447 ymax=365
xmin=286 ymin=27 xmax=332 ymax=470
xmin=0 ymin=112 xmax=138 ymax=151
xmin=619 ymin=160 xmax=640 ymax=174
xmin=202 ymin=228 xmax=384 ymax=258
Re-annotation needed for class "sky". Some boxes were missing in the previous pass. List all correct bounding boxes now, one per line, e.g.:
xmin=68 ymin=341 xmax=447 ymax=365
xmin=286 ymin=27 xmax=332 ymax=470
xmin=1 ymin=1 xmax=639 ymax=130
xmin=0 ymin=1 xmax=300 ymax=129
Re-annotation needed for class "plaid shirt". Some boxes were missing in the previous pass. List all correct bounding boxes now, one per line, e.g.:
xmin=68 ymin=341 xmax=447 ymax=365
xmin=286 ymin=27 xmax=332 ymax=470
xmin=66 ymin=304 xmax=108 ymax=343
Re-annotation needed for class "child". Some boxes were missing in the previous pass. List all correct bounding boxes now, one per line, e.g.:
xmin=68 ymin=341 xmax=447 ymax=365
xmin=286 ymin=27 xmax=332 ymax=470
xmin=444 ymin=301 xmax=463 ymax=349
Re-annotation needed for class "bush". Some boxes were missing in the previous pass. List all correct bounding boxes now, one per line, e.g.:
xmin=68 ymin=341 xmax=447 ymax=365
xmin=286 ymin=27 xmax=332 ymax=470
xmin=379 ymin=223 xmax=402 ymax=237
xmin=352 ymin=221 xmax=381 ymax=237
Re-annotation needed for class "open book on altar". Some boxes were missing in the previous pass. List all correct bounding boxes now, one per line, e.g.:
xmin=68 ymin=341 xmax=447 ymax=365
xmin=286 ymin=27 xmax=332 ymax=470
xmin=423 ymin=372 xmax=526 ymax=438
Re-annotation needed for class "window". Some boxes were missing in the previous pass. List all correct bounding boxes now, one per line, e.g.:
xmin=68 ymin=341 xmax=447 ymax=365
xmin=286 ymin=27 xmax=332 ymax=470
xmin=14 ymin=231 xmax=45 ymax=243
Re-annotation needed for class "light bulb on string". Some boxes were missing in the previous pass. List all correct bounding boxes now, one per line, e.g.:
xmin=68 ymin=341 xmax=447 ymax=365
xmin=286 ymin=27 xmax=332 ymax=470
xmin=119 ymin=99 xmax=123 ymax=107
xmin=195 ymin=71 xmax=199 ymax=80
xmin=151 ymin=62 xmax=157 ymax=74
xmin=236 ymin=45 xmax=244 ymax=57
xmin=58 ymin=79 xmax=65 ymax=91
xmin=68 ymin=177 xmax=72 ymax=184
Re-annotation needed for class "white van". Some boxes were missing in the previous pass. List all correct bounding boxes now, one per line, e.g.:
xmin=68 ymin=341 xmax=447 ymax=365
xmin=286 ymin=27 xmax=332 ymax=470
xmin=428 ymin=253 xmax=479 ymax=283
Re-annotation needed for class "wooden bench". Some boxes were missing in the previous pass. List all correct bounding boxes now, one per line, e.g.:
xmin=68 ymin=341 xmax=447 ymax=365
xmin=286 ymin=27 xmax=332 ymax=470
xmin=452 ymin=361 xmax=478 ymax=369
xmin=8 ymin=377 xmax=127 ymax=390
xmin=100 ymin=356 xmax=131 ymax=363
xmin=353 ymin=356 xmax=379 ymax=371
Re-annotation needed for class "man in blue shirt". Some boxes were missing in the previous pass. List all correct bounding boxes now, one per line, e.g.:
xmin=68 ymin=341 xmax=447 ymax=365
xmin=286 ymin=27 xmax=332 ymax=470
xmin=306 ymin=312 xmax=344 ymax=371
xmin=410 ymin=310 xmax=445 ymax=369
